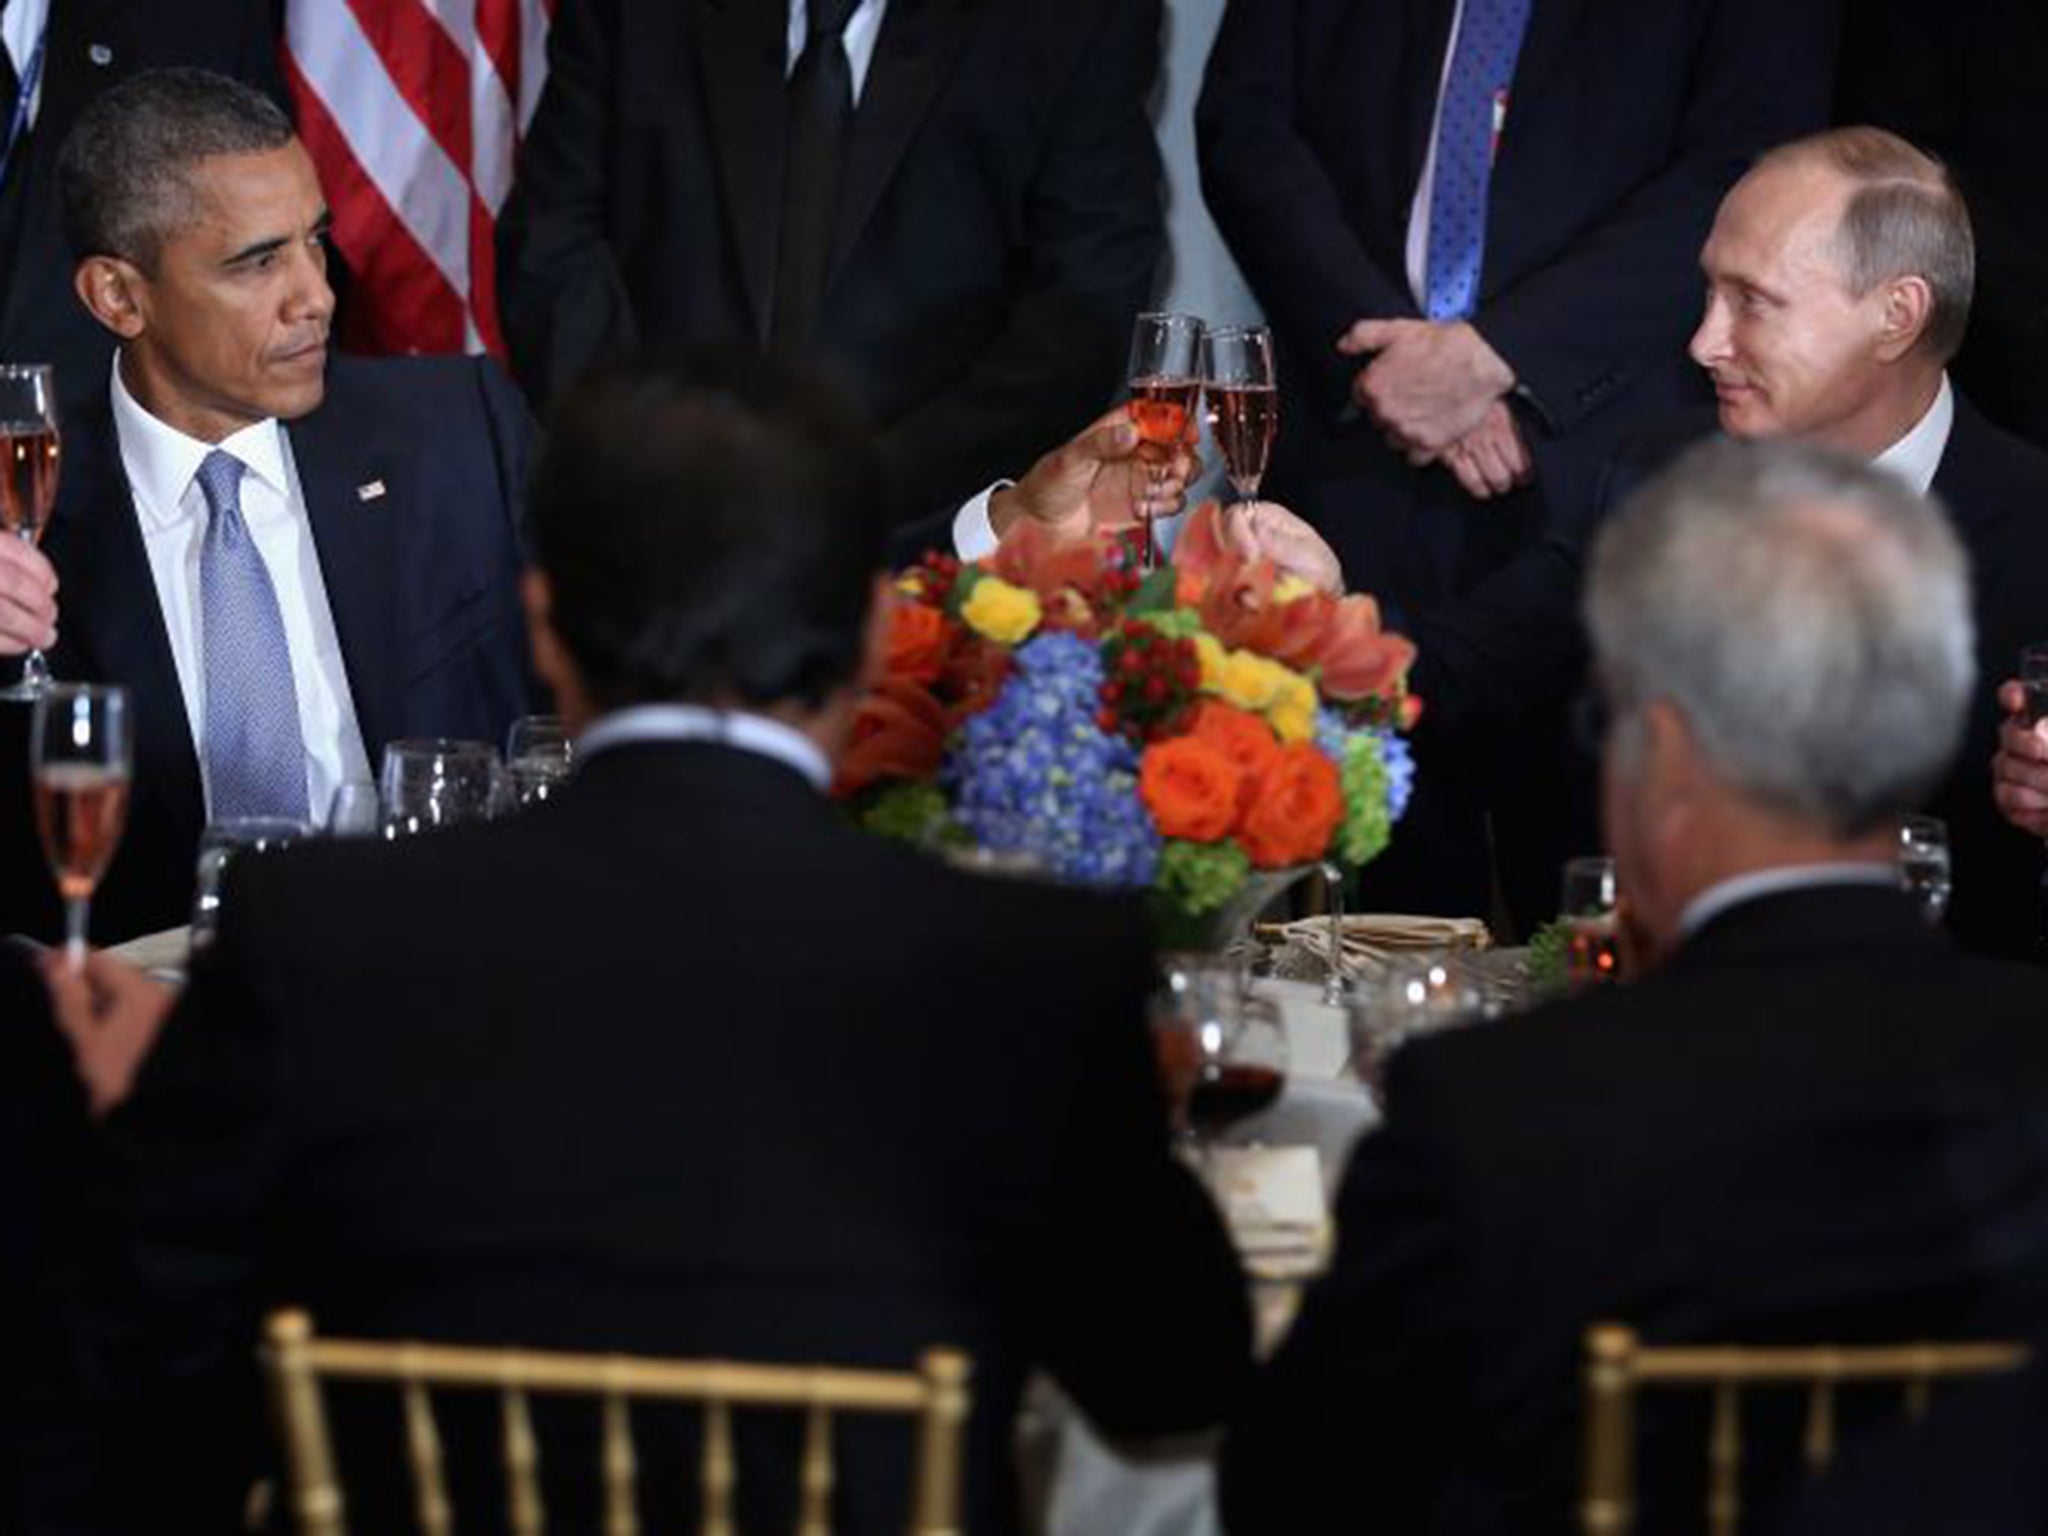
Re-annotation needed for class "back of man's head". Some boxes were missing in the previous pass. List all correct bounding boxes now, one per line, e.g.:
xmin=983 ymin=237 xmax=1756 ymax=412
xmin=1587 ymin=438 xmax=1973 ymax=841
xmin=58 ymin=67 xmax=294 ymax=269
xmin=1758 ymin=126 xmax=1975 ymax=364
xmin=530 ymin=349 xmax=890 ymax=714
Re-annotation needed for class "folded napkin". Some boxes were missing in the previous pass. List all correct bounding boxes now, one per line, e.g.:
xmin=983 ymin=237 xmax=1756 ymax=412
xmin=104 ymin=925 xmax=192 ymax=983
xmin=1205 ymin=1145 xmax=1330 ymax=1281
xmin=1267 ymin=913 xmax=1492 ymax=983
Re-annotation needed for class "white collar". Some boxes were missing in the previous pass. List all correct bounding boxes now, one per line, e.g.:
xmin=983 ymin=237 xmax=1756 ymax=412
xmin=576 ymin=703 xmax=832 ymax=791
xmin=1678 ymin=861 xmax=1900 ymax=941
xmin=1870 ymin=374 xmax=1954 ymax=497
xmin=109 ymin=354 xmax=290 ymax=533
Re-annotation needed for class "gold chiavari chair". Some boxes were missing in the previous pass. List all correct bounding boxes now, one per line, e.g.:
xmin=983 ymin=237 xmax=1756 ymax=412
xmin=1579 ymin=1322 xmax=2029 ymax=1536
xmin=261 ymin=1308 xmax=971 ymax=1536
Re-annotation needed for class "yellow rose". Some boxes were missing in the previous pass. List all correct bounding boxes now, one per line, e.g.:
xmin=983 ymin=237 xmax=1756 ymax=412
xmin=1193 ymin=632 xmax=1228 ymax=692
xmin=1217 ymin=650 xmax=1285 ymax=712
xmin=1266 ymin=669 xmax=1318 ymax=743
xmin=960 ymin=576 xmax=1042 ymax=644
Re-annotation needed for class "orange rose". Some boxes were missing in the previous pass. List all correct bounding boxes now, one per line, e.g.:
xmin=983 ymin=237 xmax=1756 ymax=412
xmin=885 ymin=600 xmax=953 ymax=685
xmin=1139 ymin=736 xmax=1245 ymax=842
xmin=834 ymin=678 xmax=948 ymax=796
xmin=1237 ymin=742 xmax=1344 ymax=868
xmin=1186 ymin=700 xmax=1282 ymax=795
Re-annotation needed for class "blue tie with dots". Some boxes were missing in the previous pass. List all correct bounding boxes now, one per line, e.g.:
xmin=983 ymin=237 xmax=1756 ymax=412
xmin=1423 ymin=0 xmax=1533 ymax=322
xmin=196 ymin=449 xmax=310 ymax=822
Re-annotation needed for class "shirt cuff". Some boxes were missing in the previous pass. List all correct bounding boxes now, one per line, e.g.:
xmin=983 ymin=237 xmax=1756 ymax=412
xmin=952 ymin=481 xmax=1011 ymax=562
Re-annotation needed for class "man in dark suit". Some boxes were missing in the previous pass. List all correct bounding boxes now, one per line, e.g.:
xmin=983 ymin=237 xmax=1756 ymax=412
xmin=0 ymin=0 xmax=285 ymax=414
xmin=0 ymin=68 xmax=534 ymax=946
xmin=1196 ymin=0 xmax=1839 ymax=925
xmin=1219 ymin=439 xmax=2048 ymax=1536
xmin=496 ymin=0 xmax=1164 ymax=529
xmin=46 ymin=348 xmax=1251 ymax=1536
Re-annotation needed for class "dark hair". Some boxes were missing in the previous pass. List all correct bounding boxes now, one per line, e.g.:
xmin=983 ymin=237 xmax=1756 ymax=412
xmin=58 ymin=67 xmax=294 ymax=268
xmin=530 ymin=349 xmax=891 ymax=712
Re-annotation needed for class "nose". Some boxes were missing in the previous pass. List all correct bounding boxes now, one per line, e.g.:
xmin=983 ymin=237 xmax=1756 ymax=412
xmin=1688 ymin=293 xmax=1729 ymax=372
xmin=286 ymin=239 xmax=336 ymax=326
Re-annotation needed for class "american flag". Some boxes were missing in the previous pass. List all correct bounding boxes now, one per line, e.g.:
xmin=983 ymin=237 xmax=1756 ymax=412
xmin=282 ymin=0 xmax=557 ymax=358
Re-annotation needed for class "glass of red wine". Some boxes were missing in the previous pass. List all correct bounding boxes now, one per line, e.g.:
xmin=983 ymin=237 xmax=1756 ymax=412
xmin=1126 ymin=312 xmax=1205 ymax=571
xmin=1151 ymin=957 xmax=1288 ymax=1161
xmin=31 ymin=684 xmax=134 ymax=969
xmin=1560 ymin=854 xmax=1620 ymax=991
xmin=1203 ymin=325 xmax=1278 ymax=502
xmin=1 ymin=364 xmax=61 ymax=701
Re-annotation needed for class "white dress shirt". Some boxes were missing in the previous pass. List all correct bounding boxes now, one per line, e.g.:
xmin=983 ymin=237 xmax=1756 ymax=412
xmin=578 ymin=703 xmax=831 ymax=790
xmin=1871 ymin=373 xmax=1955 ymax=497
xmin=1678 ymin=862 xmax=1900 ymax=942
xmin=109 ymin=358 xmax=372 ymax=823
xmin=786 ymin=0 xmax=889 ymax=100
xmin=1 ymin=0 xmax=48 ymax=129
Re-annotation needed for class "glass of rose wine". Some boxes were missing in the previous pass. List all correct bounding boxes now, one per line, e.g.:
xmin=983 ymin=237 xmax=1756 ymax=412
xmin=0 ymin=364 xmax=61 ymax=701
xmin=1203 ymin=325 xmax=1278 ymax=501
xmin=31 ymin=684 xmax=133 ymax=968
xmin=1126 ymin=312 xmax=1204 ymax=570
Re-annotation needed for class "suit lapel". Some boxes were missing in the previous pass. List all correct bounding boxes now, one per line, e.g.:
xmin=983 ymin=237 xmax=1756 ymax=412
xmin=1400 ymin=0 xmax=1457 ymax=191
xmin=1502 ymin=0 xmax=1591 ymax=122
xmin=697 ymin=0 xmax=788 ymax=340
xmin=826 ymin=0 xmax=980 ymax=291
xmin=1932 ymin=394 xmax=2007 ymax=543
xmin=44 ymin=393 xmax=203 ymax=832
xmin=287 ymin=381 xmax=402 ymax=763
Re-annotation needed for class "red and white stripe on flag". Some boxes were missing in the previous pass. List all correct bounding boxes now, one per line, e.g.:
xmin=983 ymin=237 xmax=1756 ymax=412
xmin=283 ymin=0 xmax=556 ymax=358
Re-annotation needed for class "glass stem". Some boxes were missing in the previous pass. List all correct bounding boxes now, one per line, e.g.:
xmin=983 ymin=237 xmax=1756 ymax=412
xmin=1321 ymin=860 xmax=1346 ymax=1006
xmin=63 ymin=895 xmax=89 ymax=970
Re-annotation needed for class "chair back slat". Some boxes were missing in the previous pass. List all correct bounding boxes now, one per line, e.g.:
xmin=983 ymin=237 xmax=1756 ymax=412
xmin=1580 ymin=1324 xmax=2028 ymax=1536
xmin=502 ymin=1384 xmax=545 ymax=1536
xmin=400 ymin=1373 xmax=453 ymax=1536
xmin=261 ymin=1310 xmax=970 ymax=1536
xmin=796 ymin=1400 xmax=834 ymax=1536
xmin=602 ymin=1388 xmax=640 ymax=1536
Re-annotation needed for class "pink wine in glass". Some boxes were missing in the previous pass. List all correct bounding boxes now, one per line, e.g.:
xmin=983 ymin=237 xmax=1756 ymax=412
xmin=0 ymin=425 xmax=60 ymax=542
xmin=34 ymin=764 xmax=130 ymax=901
xmin=1207 ymin=382 xmax=1277 ymax=499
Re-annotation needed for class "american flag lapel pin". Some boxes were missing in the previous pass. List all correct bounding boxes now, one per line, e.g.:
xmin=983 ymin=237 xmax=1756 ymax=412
xmin=89 ymin=44 xmax=114 ymax=67
xmin=356 ymin=479 xmax=387 ymax=504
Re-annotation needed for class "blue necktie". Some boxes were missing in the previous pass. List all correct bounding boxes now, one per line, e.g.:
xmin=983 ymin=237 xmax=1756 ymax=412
xmin=1423 ymin=0 xmax=1533 ymax=322
xmin=196 ymin=449 xmax=310 ymax=822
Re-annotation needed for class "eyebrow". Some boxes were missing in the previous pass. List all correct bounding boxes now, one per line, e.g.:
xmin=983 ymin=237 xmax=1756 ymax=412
xmin=220 ymin=209 xmax=334 ymax=270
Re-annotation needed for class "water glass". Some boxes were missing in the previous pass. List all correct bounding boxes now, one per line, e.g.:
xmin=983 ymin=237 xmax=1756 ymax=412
xmin=379 ymin=739 xmax=506 ymax=836
xmin=1898 ymin=813 xmax=1951 ymax=923
xmin=190 ymin=816 xmax=313 ymax=949
xmin=1560 ymin=854 xmax=1620 ymax=991
xmin=1345 ymin=951 xmax=1488 ymax=1098
xmin=505 ymin=714 xmax=573 ymax=807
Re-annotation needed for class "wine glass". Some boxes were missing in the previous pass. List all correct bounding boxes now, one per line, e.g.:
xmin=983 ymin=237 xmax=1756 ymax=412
xmin=1345 ymin=951 xmax=1487 ymax=1099
xmin=190 ymin=817 xmax=313 ymax=949
xmin=1560 ymin=854 xmax=1620 ymax=991
xmin=505 ymin=714 xmax=573 ymax=807
xmin=1126 ymin=312 xmax=1205 ymax=570
xmin=1898 ymin=813 xmax=1951 ymax=924
xmin=1150 ymin=957 xmax=1288 ymax=1163
xmin=1 ymin=364 xmax=61 ymax=701
xmin=31 ymin=684 xmax=133 ymax=967
xmin=379 ymin=739 xmax=505 ymax=836
xmin=1203 ymin=325 xmax=1278 ymax=502
xmin=324 ymin=778 xmax=381 ymax=837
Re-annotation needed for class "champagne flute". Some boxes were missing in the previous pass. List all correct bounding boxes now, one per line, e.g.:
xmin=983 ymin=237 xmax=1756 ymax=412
xmin=0 ymin=364 xmax=61 ymax=701
xmin=1203 ymin=325 xmax=1278 ymax=502
xmin=31 ymin=684 xmax=133 ymax=968
xmin=1126 ymin=313 xmax=1205 ymax=570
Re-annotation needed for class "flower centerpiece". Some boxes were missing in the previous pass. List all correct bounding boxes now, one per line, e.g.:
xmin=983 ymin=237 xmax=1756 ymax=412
xmin=834 ymin=504 xmax=1420 ymax=946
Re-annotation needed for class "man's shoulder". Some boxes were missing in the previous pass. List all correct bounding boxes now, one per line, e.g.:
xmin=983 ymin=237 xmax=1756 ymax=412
xmin=318 ymin=353 xmax=516 ymax=419
xmin=1938 ymin=390 xmax=2048 ymax=508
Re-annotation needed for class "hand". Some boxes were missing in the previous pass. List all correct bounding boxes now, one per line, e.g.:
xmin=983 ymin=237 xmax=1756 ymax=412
xmin=0 ymin=536 xmax=57 ymax=656
xmin=1225 ymin=501 xmax=1344 ymax=595
xmin=42 ymin=950 xmax=177 ymax=1118
xmin=990 ymin=408 xmax=1201 ymax=544
xmin=1337 ymin=318 xmax=1515 ymax=455
xmin=1993 ymin=680 xmax=2048 ymax=837
xmin=1441 ymin=401 xmax=1535 ymax=500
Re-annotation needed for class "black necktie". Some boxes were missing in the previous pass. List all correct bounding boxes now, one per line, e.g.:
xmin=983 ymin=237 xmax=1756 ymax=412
xmin=771 ymin=0 xmax=858 ymax=349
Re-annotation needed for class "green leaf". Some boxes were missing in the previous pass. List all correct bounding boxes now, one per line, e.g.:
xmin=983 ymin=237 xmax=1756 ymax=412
xmin=1125 ymin=565 xmax=1181 ymax=614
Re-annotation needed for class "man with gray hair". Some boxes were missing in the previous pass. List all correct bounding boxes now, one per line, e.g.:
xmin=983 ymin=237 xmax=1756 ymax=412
xmin=1220 ymin=439 xmax=2048 ymax=1536
xmin=0 ymin=67 xmax=535 ymax=943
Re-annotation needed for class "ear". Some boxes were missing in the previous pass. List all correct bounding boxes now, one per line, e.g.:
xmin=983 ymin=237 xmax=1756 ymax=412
xmin=1872 ymin=273 xmax=1935 ymax=364
xmin=73 ymin=256 xmax=149 ymax=342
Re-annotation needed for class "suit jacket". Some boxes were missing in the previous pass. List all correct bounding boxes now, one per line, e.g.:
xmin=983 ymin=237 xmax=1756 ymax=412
xmin=0 ymin=354 xmax=537 ymax=945
xmin=90 ymin=740 xmax=1251 ymax=1535
xmin=1594 ymin=394 xmax=2048 ymax=961
xmin=0 ymin=0 xmax=286 ymax=416
xmin=497 ymin=0 xmax=1164 ymax=529
xmin=1220 ymin=883 xmax=2048 ymax=1536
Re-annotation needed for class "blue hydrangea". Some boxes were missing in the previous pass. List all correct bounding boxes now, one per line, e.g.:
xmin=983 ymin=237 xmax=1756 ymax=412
xmin=1376 ymin=728 xmax=1415 ymax=823
xmin=948 ymin=632 xmax=1161 ymax=888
